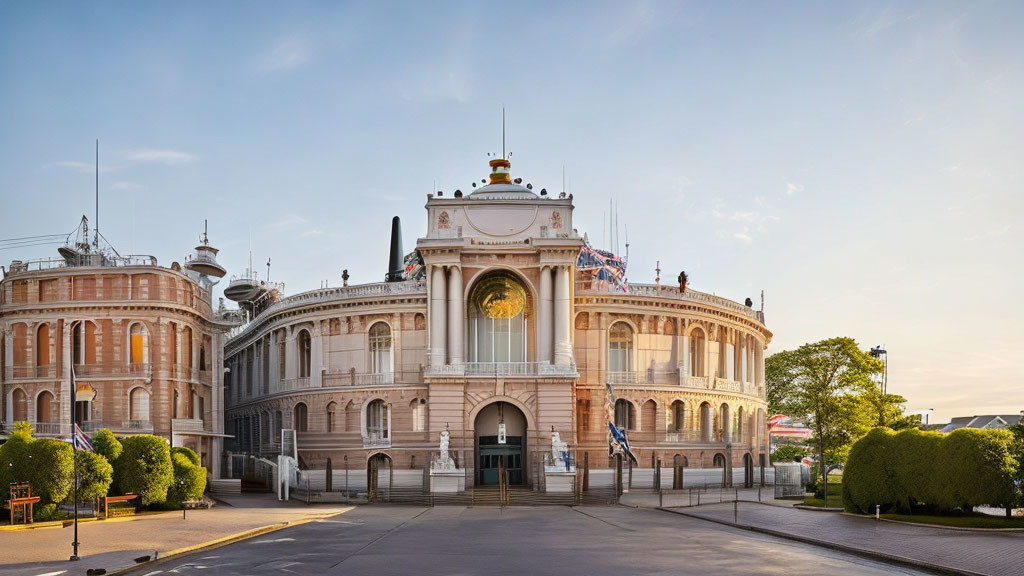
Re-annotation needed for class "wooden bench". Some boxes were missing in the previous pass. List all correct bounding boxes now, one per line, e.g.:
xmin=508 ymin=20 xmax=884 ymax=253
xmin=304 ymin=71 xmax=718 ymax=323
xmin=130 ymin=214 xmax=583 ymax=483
xmin=7 ymin=483 xmax=41 ymax=525
xmin=102 ymin=494 xmax=139 ymax=518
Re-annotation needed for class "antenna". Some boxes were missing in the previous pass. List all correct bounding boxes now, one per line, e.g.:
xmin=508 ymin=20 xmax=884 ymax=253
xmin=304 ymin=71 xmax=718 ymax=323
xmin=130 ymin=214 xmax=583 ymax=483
xmin=94 ymin=139 xmax=99 ymax=249
xmin=267 ymin=258 xmax=271 ymax=283
xmin=562 ymin=165 xmax=565 ymax=194
xmin=502 ymin=106 xmax=506 ymax=159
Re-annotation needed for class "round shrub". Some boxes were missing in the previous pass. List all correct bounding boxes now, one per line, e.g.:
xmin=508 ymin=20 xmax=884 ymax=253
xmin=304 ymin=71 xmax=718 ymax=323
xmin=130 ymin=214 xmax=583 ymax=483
xmin=116 ymin=435 xmax=173 ymax=507
xmin=171 ymin=446 xmax=201 ymax=467
xmin=91 ymin=429 xmax=123 ymax=463
xmin=75 ymin=450 xmax=114 ymax=502
xmin=24 ymin=438 xmax=74 ymax=507
xmin=892 ymin=428 xmax=943 ymax=513
xmin=166 ymin=450 xmax=207 ymax=509
xmin=937 ymin=428 xmax=1016 ymax=512
xmin=842 ymin=427 xmax=897 ymax=513
xmin=0 ymin=430 xmax=33 ymax=502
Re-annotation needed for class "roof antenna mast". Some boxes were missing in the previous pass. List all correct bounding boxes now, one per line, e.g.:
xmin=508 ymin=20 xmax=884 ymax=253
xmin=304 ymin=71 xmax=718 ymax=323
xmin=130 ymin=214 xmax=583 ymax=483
xmin=502 ymin=106 xmax=506 ymax=160
xmin=94 ymin=139 xmax=99 ymax=249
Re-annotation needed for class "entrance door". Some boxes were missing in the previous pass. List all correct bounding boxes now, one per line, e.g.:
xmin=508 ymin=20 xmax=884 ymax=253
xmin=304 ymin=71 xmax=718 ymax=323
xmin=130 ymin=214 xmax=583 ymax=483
xmin=478 ymin=436 xmax=522 ymax=485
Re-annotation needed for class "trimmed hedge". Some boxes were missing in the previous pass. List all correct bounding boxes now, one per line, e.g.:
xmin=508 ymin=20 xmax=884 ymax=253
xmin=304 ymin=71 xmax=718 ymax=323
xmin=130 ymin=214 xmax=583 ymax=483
xmin=166 ymin=447 xmax=207 ymax=509
xmin=116 ymin=435 xmax=173 ymax=506
xmin=844 ymin=426 xmax=1018 ymax=514
xmin=92 ymin=428 xmax=123 ymax=463
xmin=0 ymin=428 xmax=75 ymax=518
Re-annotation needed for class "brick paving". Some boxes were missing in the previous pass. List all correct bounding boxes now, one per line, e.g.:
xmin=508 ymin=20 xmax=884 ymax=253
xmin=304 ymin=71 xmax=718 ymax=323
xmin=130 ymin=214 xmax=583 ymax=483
xmin=669 ymin=502 xmax=1024 ymax=576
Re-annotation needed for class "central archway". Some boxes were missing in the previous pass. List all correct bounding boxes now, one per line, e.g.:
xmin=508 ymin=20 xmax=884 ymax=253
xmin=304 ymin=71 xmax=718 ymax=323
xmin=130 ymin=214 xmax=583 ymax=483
xmin=474 ymin=401 xmax=528 ymax=486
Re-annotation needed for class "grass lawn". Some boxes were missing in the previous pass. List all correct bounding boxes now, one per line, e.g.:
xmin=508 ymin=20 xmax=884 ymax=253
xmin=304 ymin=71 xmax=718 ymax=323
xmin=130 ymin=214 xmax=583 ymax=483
xmin=802 ymin=492 xmax=844 ymax=508
xmin=880 ymin=513 xmax=1024 ymax=529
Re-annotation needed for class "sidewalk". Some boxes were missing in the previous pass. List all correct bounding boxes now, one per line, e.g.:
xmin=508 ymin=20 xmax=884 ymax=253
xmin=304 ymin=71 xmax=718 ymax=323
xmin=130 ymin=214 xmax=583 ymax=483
xmin=0 ymin=493 xmax=351 ymax=576
xmin=663 ymin=501 xmax=1024 ymax=576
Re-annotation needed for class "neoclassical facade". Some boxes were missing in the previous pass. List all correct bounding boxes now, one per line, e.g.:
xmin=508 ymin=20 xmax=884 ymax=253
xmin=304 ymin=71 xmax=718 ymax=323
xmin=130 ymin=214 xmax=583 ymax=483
xmin=224 ymin=157 xmax=772 ymax=488
xmin=0 ymin=234 xmax=233 ymax=477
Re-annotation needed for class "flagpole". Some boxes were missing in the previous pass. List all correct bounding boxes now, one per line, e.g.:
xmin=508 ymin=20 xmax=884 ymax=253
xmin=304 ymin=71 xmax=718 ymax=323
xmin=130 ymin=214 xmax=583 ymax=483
xmin=70 ymin=367 xmax=80 ymax=561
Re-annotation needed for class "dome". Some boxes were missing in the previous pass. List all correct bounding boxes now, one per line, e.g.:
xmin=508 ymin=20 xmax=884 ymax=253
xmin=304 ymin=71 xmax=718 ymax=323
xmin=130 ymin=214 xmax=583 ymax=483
xmin=469 ymin=182 xmax=538 ymax=199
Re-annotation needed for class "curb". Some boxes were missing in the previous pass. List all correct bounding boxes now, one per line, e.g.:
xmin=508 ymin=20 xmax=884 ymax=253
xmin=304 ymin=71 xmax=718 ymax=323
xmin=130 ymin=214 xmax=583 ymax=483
xmin=657 ymin=506 xmax=990 ymax=576
xmin=840 ymin=512 xmax=1024 ymax=533
xmin=104 ymin=513 xmax=341 ymax=575
xmin=793 ymin=504 xmax=843 ymax=512
xmin=0 ymin=510 xmax=176 ymax=532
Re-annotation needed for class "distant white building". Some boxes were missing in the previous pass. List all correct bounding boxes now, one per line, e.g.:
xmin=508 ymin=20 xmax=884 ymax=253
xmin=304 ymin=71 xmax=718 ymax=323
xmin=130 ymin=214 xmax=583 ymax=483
xmin=940 ymin=413 xmax=1023 ymax=433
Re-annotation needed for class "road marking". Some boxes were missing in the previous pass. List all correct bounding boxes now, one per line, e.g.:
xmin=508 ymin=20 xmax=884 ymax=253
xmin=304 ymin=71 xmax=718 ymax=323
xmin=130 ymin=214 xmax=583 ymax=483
xmin=141 ymin=572 xmax=163 ymax=576
xmin=314 ymin=519 xmax=363 ymax=525
xmin=251 ymin=537 xmax=296 ymax=544
xmin=34 ymin=571 xmax=67 ymax=576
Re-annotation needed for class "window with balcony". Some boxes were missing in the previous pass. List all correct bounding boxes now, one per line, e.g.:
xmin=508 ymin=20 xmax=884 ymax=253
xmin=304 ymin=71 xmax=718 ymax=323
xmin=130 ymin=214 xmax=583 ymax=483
xmin=12 ymin=388 xmax=28 ymax=421
xmin=608 ymin=322 xmax=633 ymax=374
xmin=366 ymin=399 xmax=389 ymax=441
xmin=368 ymin=322 xmax=392 ymax=376
xmin=689 ymin=328 xmax=706 ymax=377
xmin=326 ymin=401 xmax=337 ymax=432
xmin=72 ymin=321 xmax=98 ymax=367
xmin=129 ymin=387 xmax=150 ymax=426
xmin=297 ymin=330 xmax=311 ymax=378
xmin=468 ymin=274 xmax=528 ymax=363
xmin=129 ymin=323 xmax=146 ymax=366
xmin=36 ymin=390 xmax=55 ymax=423
xmin=410 ymin=398 xmax=426 ymax=432
xmin=36 ymin=323 xmax=50 ymax=367
xmin=670 ymin=400 xmax=685 ymax=433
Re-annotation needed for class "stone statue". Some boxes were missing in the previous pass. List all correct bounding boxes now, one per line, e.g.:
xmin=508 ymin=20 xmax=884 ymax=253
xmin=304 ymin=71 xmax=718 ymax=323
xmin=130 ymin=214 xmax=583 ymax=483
xmin=432 ymin=426 xmax=456 ymax=471
xmin=549 ymin=427 xmax=569 ymax=470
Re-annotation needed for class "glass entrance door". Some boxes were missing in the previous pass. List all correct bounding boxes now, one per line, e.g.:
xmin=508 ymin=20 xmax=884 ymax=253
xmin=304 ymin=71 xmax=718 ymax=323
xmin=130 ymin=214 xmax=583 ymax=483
xmin=478 ymin=435 xmax=523 ymax=485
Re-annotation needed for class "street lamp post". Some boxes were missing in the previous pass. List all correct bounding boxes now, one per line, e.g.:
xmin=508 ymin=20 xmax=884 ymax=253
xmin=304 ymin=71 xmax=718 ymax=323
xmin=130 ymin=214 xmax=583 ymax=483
xmin=70 ymin=369 xmax=79 ymax=562
xmin=870 ymin=346 xmax=888 ymax=395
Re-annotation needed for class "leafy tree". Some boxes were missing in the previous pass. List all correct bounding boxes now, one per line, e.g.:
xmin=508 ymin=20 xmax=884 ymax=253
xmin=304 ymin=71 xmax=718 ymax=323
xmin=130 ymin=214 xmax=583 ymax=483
xmin=1009 ymin=424 xmax=1024 ymax=509
xmin=938 ymin=428 xmax=1017 ymax=516
xmin=92 ymin=429 xmax=123 ymax=463
xmin=765 ymin=337 xmax=883 ymax=490
xmin=116 ymin=435 xmax=173 ymax=507
xmin=770 ymin=444 xmax=807 ymax=463
xmin=24 ymin=439 xmax=75 ymax=508
xmin=0 ymin=428 xmax=33 ymax=502
xmin=861 ymin=389 xmax=920 ymax=430
xmin=171 ymin=446 xmax=201 ymax=467
xmin=76 ymin=450 xmax=114 ymax=502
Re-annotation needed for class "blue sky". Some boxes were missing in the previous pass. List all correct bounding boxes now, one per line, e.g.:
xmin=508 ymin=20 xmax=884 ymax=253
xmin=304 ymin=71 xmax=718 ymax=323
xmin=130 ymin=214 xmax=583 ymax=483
xmin=1 ymin=1 xmax=1021 ymax=422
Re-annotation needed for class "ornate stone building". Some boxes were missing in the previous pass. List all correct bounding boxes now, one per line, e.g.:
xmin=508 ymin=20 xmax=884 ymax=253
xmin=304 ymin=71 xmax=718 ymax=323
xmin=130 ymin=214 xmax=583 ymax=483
xmin=0 ymin=226 xmax=234 ymax=477
xmin=224 ymin=157 xmax=772 ymax=489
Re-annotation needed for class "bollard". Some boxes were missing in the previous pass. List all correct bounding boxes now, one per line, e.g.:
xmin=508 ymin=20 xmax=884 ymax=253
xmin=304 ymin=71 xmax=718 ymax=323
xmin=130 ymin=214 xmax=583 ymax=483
xmin=876 ymin=504 xmax=880 ymax=520
xmin=734 ymin=495 xmax=738 ymax=524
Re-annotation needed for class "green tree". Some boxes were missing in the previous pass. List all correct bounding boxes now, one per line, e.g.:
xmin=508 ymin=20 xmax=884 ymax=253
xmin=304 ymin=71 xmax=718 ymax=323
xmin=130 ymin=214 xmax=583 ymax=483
xmin=0 ymin=427 xmax=33 ymax=502
xmin=765 ymin=337 xmax=883 ymax=490
xmin=76 ymin=450 xmax=114 ymax=502
xmin=861 ymin=389 xmax=920 ymax=430
xmin=116 ymin=435 xmax=173 ymax=507
xmin=770 ymin=444 xmax=807 ymax=463
xmin=938 ymin=428 xmax=1017 ymax=517
xmin=91 ymin=429 xmax=123 ymax=463
xmin=1009 ymin=423 xmax=1024 ymax=509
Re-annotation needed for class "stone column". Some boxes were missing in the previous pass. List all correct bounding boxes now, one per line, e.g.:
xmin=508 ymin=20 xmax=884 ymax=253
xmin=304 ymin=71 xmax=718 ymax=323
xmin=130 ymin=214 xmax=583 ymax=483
xmin=311 ymin=324 xmax=323 ymax=388
xmin=681 ymin=334 xmax=690 ymax=378
xmin=3 ymin=328 xmax=12 ymax=423
xmin=447 ymin=266 xmax=463 ymax=365
xmin=726 ymin=343 xmax=735 ymax=380
xmin=429 ymin=265 xmax=447 ymax=367
xmin=553 ymin=265 xmax=572 ymax=366
xmin=538 ymin=266 xmax=553 ymax=364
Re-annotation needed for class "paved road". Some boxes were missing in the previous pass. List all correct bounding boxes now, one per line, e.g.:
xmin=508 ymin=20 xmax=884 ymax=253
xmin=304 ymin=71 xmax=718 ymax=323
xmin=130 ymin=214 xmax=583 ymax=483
xmin=675 ymin=502 xmax=1024 ymax=576
xmin=111 ymin=505 xmax=930 ymax=576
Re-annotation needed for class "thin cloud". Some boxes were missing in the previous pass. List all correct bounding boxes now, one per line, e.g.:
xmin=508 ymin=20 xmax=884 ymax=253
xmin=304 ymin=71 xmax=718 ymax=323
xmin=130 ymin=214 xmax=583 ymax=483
xmin=257 ymin=38 xmax=313 ymax=72
xmin=52 ymin=160 xmax=113 ymax=174
xmin=786 ymin=181 xmax=804 ymax=195
xmin=122 ymin=148 xmax=195 ymax=165
xmin=110 ymin=181 xmax=143 ymax=191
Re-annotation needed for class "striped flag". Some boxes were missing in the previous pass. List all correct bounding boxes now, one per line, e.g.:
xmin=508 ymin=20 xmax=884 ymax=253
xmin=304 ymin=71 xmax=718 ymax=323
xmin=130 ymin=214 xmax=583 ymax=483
xmin=73 ymin=423 xmax=93 ymax=451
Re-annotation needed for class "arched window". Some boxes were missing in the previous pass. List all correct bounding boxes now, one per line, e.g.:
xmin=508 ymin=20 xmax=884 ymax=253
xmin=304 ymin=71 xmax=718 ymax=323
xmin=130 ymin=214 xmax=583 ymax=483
xmin=129 ymin=387 xmax=150 ymax=424
xmin=608 ymin=322 xmax=634 ymax=374
xmin=297 ymin=330 xmax=311 ymax=378
xmin=699 ymin=401 xmax=713 ymax=442
xmin=719 ymin=404 xmax=731 ymax=442
xmin=689 ymin=328 xmax=706 ymax=377
xmin=182 ymin=326 xmax=193 ymax=368
xmin=36 ymin=324 xmax=50 ymax=368
xmin=614 ymin=399 xmax=635 ymax=431
xmin=410 ymin=398 xmax=426 ymax=432
xmin=12 ymin=388 xmax=28 ymax=422
xmin=670 ymin=400 xmax=685 ymax=433
xmin=294 ymin=402 xmax=308 ymax=432
xmin=366 ymin=399 xmax=389 ymax=441
xmin=274 ymin=410 xmax=283 ymax=440
xmin=368 ymin=323 xmax=392 ymax=376
xmin=326 ymin=402 xmax=337 ymax=432
xmin=713 ymin=453 xmax=726 ymax=468
xmin=129 ymin=323 xmax=146 ymax=366
xmin=641 ymin=399 xmax=656 ymax=433
xmin=735 ymin=406 xmax=744 ymax=443
xmin=468 ymin=274 xmax=528 ymax=363
xmin=72 ymin=321 xmax=98 ymax=366
xmin=36 ymin=390 xmax=54 ymax=423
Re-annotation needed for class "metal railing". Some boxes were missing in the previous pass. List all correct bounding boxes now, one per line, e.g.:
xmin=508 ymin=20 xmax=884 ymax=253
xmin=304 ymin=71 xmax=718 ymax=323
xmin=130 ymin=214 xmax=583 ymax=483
xmin=4 ymin=364 xmax=58 ymax=379
xmin=575 ymin=281 xmax=762 ymax=322
xmin=73 ymin=363 xmax=151 ymax=378
xmin=124 ymin=420 xmax=153 ymax=431
xmin=30 ymin=421 xmax=64 ymax=435
xmin=363 ymin=432 xmax=390 ymax=448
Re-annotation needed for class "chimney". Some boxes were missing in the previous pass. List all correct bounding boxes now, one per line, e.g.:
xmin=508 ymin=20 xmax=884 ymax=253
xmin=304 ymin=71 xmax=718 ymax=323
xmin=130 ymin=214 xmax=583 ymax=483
xmin=385 ymin=216 xmax=404 ymax=282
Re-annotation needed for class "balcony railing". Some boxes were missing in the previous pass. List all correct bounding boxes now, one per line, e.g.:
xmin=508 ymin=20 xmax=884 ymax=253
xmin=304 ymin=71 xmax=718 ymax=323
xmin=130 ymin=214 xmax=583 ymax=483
xmin=5 ymin=364 xmax=58 ymax=379
xmin=575 ymin=281 xmax=762 ymax=322
xmin=603 ymin=370 xmax=679 ymax=386
xmin=73 ymin=363 xmax=151 ymax=379
xmin=124 ymin=420 xmax=153 ymax=431
xmin=278 ymin=377 xmax=312 ymax=391
xmin=606 ymin=371 xmax=637 ymax=384
xmin=664 ymin=430 xmax=706 ymax=443
xmin=426 ymin=361 xmax=578 ymax=378
xmin=30 ymin=421 xmax=64 ymax=435
xmin=363 ymin=431 xmax=390 ymax=448
xmin=172 ymin=418 xmax=205 ymax=432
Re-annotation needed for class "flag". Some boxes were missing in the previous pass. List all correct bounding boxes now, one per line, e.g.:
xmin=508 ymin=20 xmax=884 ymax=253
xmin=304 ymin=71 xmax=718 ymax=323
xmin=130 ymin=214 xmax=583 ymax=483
xmin=73 ymin=423 xmax=93 ymax=451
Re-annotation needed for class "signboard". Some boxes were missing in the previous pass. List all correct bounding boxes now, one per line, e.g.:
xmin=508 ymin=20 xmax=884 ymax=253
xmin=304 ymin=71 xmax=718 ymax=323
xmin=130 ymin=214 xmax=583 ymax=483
xmin=498 ymin=423 xmax=506 ymax=444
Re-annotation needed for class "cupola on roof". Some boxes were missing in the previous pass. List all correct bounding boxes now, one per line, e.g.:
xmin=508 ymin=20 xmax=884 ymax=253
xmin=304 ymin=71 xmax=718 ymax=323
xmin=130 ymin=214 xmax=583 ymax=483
xmin=468 ymin=157 xmax=538 ymax=199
